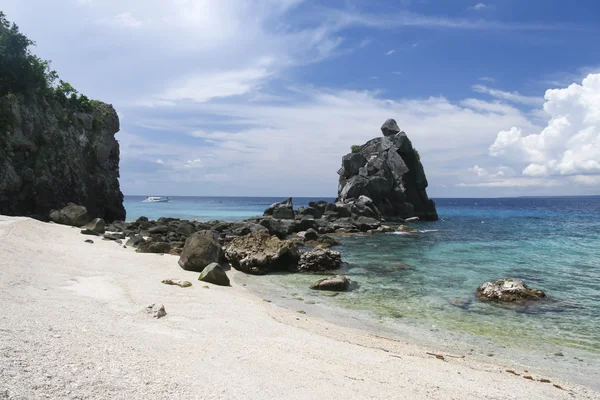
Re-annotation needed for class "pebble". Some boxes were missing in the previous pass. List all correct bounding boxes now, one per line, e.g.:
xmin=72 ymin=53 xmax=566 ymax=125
xmin=554 ymin=352 xmax=564 ymax=357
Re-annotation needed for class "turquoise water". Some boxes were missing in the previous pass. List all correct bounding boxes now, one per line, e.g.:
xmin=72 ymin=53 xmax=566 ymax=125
xmin=124 ymin=195 xmax=600 ymax=362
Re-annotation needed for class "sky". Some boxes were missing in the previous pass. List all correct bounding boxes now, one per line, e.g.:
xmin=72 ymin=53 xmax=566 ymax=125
xmin=3 ymin=0 xmax=600 ymax=198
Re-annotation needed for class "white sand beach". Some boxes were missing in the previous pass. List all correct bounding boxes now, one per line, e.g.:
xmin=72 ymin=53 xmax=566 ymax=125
xmin=1 ymin=216 xmax=598 ymax=400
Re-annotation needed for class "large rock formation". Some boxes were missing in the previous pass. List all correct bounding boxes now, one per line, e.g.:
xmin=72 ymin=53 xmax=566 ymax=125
xmin=0 ymin=98 xmax=125 ymax=221
xmin=337 ymin=119 xmax=438 ymax=221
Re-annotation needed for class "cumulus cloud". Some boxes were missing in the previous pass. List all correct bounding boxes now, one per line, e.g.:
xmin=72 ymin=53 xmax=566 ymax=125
xmin=488 ymin=73 xmax=600 ymax=179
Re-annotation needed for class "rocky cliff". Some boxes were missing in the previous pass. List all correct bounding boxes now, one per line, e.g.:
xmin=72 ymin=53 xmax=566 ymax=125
xmin=0 ymin=97 xmax=125 ymax=221
xmin=337 ymin=119 xmax=438 ymax=221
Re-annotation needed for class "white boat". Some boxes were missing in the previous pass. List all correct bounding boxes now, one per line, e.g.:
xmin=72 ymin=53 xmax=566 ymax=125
xmin=142 ymin=196 xmax=170 ymax=203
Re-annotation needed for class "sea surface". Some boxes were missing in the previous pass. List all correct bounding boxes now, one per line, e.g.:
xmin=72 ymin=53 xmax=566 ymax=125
xmin=124 ymin=195 xmax=600 ymax=384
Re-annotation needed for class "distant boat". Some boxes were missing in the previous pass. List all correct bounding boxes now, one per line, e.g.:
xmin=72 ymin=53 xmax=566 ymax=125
xmin=142 ymin=196 xmax=170 ymax=203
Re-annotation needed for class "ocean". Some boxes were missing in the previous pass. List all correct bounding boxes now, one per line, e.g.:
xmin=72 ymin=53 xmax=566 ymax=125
xmin=124 ymin=195 xmax=600 ymax=383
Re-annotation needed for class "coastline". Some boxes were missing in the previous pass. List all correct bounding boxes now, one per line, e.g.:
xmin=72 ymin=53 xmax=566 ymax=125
xmin=1 ymin=215 xmax=598 ymax=399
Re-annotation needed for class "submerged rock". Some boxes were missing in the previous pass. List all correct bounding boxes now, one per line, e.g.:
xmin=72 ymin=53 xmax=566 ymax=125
xmin=198 ymin=263 xmax=230 ymax=286
xmin=310 ymin=275 xmax=351 ymax=291
xmin=298 ymin=248 xmax=342 ymax=272
xmin=476 ymin=279 xmax=546 ymax=303
xmin=225 ymin=230 xmax=299 ymax=275
xmin=178 ymin=231 xmax=223 ymax=272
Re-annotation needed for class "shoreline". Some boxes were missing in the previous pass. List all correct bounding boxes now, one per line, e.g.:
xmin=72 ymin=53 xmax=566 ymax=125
xmin=1 ymin=215 xmax=598 ymax=399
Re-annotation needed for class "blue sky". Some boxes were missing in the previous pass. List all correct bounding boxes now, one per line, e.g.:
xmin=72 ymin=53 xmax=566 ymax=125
xmin=4 ymin=0 xmax=600 ymax=197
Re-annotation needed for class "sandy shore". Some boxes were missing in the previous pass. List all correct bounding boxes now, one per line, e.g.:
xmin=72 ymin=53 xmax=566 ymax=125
xmin=1 ymin=216 xmax=598 ymax=400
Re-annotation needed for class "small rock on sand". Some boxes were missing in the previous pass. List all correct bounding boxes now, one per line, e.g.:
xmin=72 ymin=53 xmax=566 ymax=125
xmin=145 ymin=303 xmax=166 ymax=318
xmin=161 ymin=279 xmax=192 ymax=288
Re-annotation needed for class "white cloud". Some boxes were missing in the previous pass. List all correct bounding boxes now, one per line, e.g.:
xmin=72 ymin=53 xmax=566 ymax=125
xmin=392 ymin=71 xmax=402 ymax=75
xmin=485 ymin=73 xmax=600 ymax=179
xmin=385 ymin=49 xmax=395 ymax=56
xmin=471 ymin=3 xmax=488 ymax=11
xmin=112 ymin=12 xmax=142 ymax=28
xmin=478 ymin=76 xmax=495 ymax=82
xmin=156 ymin=159 xmax=164 ymax=164
xmin=472 ymin=85 xmax=544 ymax=106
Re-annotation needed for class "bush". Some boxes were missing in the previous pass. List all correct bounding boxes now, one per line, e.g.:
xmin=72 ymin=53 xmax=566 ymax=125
xmin=413 ymin=148 xmax=421 ymax=161
xmin=351 ymin=145 xmax=361 ymax=153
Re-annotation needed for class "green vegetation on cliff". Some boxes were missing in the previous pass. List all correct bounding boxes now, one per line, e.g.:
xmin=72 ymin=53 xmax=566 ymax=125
xmin=0 ymin=11 xmax=94 ymax=129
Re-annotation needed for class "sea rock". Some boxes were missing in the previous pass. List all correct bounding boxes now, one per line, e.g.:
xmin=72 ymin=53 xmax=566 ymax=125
xmin=298 ymin=248 xmax=342 ymax=272
xmin=198 ymin=263 xmax=230 ymax=286
xmin=297 ymin=206 xmax=322 ymax=218
xmin=225 ymin=230 xmax=300 ymax=275
xmin=178 ymin=231 xmax=223 ymax=272
xmin=126 ymin=235 xmax=145 ymax=248
xmin=84 ymin=218 xmax=105 ymax=234
xmin=295 ymin=216 xmax=318 ymax=232
xmin=49 ymin=203 xmax=90 ymax=227
xmin=352 ymin=216 xmax=381 ymax=232
xmin=103 ymin=232 xmax=126 ymax=241
xmin=476 ymin=279 xmax=546 ymax=303
xmin=80 ymin=228 xmax=100 ymax=236
xmin=0 ymin=97 xmax=125 ymax=221
xmin=231 ymin=222 xmax=269 ymax=237
xmin=337 ymin=119 xmax=438 ymax=221
xmin=304 ymin=228 xmax=319 ymax=241
xmin=308 ymin=200 xmax=329 ymax=216
xmin=148 ymin=225 xmax=169 ymax=234
xmin=139 ymin=241 xmax=171 ymax=254
xmin=259 ymin=217 xmax=291 ymax=239
xmin=310 ymin=275 xmax=351 ymax=291
xmin=263 ymin=197 xmax=295 ymax=219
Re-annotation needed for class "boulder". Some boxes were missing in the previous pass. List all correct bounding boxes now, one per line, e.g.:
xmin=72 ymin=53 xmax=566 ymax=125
xmin=231 ymin=222 xmax=269 ymax=237
xmin=140 ymin=241 xmax=172 ymax=254
xmin=310 ymin=275 xmax=351 ymax=291
xmin=295 ymin=216 xmax=318 ymax=232
xmin=198 ymin=263 xmax=230 ymax=286
xmin=352 ymin=216 xmax=381 ymax=232
xmin=178 ymin=231 xmax=223 ymax=272
xmin=81 ymin=228 xmax=100 ymax=236
xmin=225 ymin=230 xmax=300 ymax=275
xmin=476 ymin=279 xmax=546 ymax=303
xmin=298 ymin=248 xmax=342 ymax=272
xmin=264 ymin=198 xmax=295 ymax=219
xmin=336 ymin=119 xmax=438 ymax=221
xmin=259 ymin=217 xmax=291 ymax=239
xmin=103 ymin=232 xmax=126 ymax=241
xmin=304 ymin=228 xmax=319 ymax=241
xmin=148 ymin=225 xmax=169 ymax=234
xmin=308 ymin=200 xmax=329 ymax=216
xmin=84 ymin=218 xmax=105 ymax=234
xmin=297 ymin=206 xmax=322 ymax=218
xmin=126 ymin=235 xmax=146 ymax=247
xmin=380 ymin=118 xmax=401 ymax=137
xmin=49 ymin=203 xmax=90 ymax=227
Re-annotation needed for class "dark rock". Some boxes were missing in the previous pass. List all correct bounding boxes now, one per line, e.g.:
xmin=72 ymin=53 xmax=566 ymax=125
xmin=178 ymin=231 xmax=223 ymax=272
xmin=84 ymin=218 xmax=105 ymax=234
xmin=49 ymin=203 xmax=90 ymax=227
xmin=298 ymin=248 xmax=342 ymax=272
xmin=198 ymin=263 xmax=230 ymax=286
xmin=148 ymin=225 xmax=169 ymax=234
xmin=103 ymin=232 xmax=126 ymax=241
xmin=106 ymin=220 xmax=128 ymax=232
xmin=126 ymin=235 xmax=145 ymax=247
xmin=81 ymin=228 xmax=100 ymax=236
xmin=317 ymin=235 xmax=341 ymax=247
xmin=380 ymin=118 xmax=401 ymax=137
xmin=231 ymin=222 xmax=269 ymax=237
xmin=310 ymin=275 xmax=350 ymax=291
xmin=0 ymin=99 xmax=125 ymax=222
xmin=476 ymin=279 xmax=546 ymax=303
xmin=139 ymin=241 xmax=171 ymax=254
xmin=308 ymin=200 xmax=329 ymax=216
xmin=304 ymin=228 xmax=319 ymax=241
xmin=295 ymin=216 xmax=318 ymax=232
xmin=176 ymin=222 xmax=196 ymax=236
xmin=264 ymin=198 xmax=295 ymax=219
xmin=225 ymin=230 xmax=299 ymax=275
xmin=336 ymin=120 xmax=438 ymax=221
xmin=84 ymin=239 xmax=94 ymax=244
xmin=259 ymin=217 xmax=291 ymax=239
xmin=298 ymin=206 xmax=322 ymax=218
xmin=115 ymin=239 xmax=123 ymax=245
xmin=352 ymin=216 xmax=381 ymax=232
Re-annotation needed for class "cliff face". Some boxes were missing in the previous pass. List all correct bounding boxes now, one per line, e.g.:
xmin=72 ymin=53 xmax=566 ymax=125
xmin=337 ymin=119 xmax=438 ymax=221
xmin=0 ymin=96 xmax=125 ymax=221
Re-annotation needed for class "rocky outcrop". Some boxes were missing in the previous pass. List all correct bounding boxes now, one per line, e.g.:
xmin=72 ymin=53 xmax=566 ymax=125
xmin=225 ymin=230 xmax=300 ymax=275
xmin=0 ymin=98 xmax=125 ymax=221
xmin=178 ymin=231 xmax=223 ymax=272
xmin=310 ymin=275 xmax=351 ymax=291
xmin=337 ymin=119 xmax=437 ymax=221
xmin=476 ymin=279 xmax=546 ymax=302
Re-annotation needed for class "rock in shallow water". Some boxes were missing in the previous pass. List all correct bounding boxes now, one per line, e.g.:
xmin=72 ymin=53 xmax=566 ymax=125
xmin=298 ymin=248 xmax=342 ymax=272
xmin=476 ymin=278 xmax=546 ymax=303
xmin=310 ymin=275 xmax=351 ymax=291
